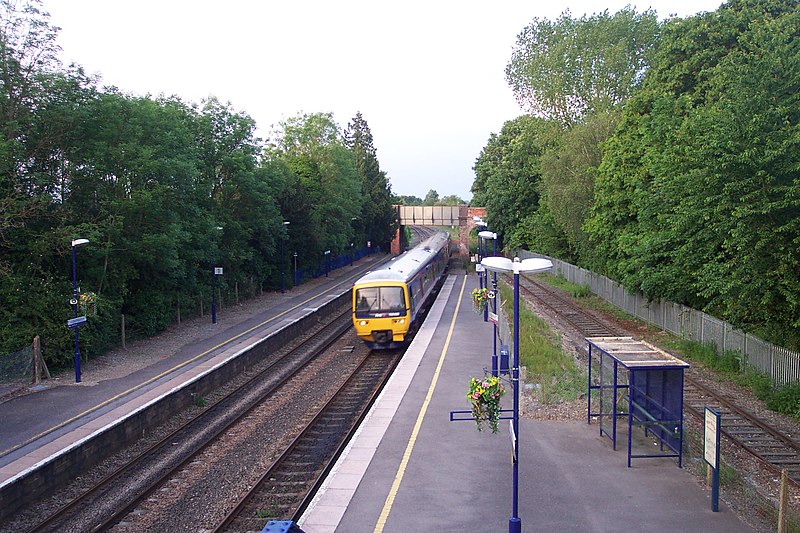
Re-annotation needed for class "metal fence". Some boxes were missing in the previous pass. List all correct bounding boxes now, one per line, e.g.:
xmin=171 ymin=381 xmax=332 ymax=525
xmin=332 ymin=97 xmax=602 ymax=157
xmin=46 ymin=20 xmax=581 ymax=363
xmin=0 ymin=343 xmax=33 ymax=383
xmin=516 ymin=250 xmax=800 ymax=386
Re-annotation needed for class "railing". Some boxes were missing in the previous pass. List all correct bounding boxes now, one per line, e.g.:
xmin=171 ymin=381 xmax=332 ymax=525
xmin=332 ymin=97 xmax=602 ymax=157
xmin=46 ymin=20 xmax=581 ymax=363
xmin=516 ymin=249 xmax=800 ymax=386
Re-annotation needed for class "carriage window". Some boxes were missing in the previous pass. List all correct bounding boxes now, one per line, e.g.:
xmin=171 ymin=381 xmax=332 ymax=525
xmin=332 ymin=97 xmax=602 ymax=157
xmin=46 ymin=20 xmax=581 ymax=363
xmin=356 ymin=287 xmax=406 ymax=314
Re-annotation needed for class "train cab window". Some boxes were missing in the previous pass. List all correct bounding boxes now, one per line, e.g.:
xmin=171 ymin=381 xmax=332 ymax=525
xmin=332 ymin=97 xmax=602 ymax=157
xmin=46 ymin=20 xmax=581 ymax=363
xmin=355 ymin=287 xmax=406 ymax=314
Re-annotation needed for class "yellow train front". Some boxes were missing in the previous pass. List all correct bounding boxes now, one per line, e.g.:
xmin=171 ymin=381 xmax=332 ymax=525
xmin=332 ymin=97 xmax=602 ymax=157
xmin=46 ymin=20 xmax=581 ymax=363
xmin=352 ymin=231 xmax=450 ymax=349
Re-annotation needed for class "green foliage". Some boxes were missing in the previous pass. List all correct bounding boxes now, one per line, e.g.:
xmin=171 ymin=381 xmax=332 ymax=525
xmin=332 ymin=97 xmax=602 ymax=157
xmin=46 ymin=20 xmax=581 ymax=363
xmin=423 ymin=189 xmax=440 ymax=205
xmin=765 ymin=383 xmax=800 ymax=418
xmin=345 ymin=112 xmax=397 ymax=251
xmin=663 ymin=338 xmax=799 ymax=419
xmin=584 ymin=0 xmax=800 ymax=348
xmin=392 ymin=194 xmax=423 ymax=206
xmin=472 ymin=115 xmax=554 ymax=249
xmin=506 ymin=7 xmax=660 ymax=126
xmin=540 ymin=111 xmax=618 ymax=263
xmin=539 ymin=274 xmax=593 ymax=299
xmin=0 ymin=5 xmax=395 ymax=368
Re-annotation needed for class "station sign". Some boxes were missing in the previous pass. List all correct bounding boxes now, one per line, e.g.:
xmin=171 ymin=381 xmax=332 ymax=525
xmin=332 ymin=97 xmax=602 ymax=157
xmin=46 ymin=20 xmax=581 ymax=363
xmin=704 ymin=407 xmax=720 ymax=468
xmin=67 ymin=316 xmax=87 ymax=329
xmin=476 ymin=264 xmax=485 ymax=273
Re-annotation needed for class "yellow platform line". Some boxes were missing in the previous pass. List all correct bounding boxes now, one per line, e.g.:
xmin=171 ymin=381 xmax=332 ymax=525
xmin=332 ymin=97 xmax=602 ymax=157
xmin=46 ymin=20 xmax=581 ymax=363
xmin=374 ymin=274 xmax=467 ymax=533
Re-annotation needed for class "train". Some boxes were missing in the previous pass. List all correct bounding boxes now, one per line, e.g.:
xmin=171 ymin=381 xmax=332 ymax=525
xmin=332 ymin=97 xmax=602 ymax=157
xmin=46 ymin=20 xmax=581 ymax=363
xmin=352 ymin=231 xmax=450 ymax=348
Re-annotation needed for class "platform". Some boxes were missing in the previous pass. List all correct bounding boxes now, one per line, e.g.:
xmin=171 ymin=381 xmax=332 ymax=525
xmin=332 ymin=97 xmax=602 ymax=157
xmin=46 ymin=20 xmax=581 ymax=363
xmin=299 ymin=273 xmax=751 ymax=532
xmin=0 ymin=256 xmax=381 ymax=481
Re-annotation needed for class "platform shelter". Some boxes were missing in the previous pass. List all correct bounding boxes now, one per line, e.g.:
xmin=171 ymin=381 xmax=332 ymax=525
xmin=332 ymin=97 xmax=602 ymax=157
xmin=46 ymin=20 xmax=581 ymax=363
xmin=586 ymin=336 xmax=690 ymax=467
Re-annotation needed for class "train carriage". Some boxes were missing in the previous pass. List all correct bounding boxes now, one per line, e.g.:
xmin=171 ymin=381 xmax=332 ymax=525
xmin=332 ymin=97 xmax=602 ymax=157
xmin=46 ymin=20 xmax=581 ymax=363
xmin=352 ymin=231 xmax=450 ymax=348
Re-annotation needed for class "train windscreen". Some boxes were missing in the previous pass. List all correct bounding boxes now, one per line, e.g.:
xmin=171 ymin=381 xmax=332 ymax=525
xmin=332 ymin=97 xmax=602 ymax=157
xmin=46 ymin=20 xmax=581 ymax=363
xmin=355 ymin=286 xmax=406 ymax=316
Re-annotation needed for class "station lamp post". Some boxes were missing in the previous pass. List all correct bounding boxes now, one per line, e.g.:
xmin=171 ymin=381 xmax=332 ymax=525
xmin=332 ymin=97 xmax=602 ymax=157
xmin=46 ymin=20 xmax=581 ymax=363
xmin=324 ymin=250 xmax=331 ymax=277
xmin=211 ymin=226 xmax=223 ymax=324
xmin=478 ymin=231 xmax=498 ymax=370
xmin=70 ymin=238 xmax=90 ymax=383
xmin=480 ymin=256 xmax=553 ymax=533
xmin=350 ymin=216 xmax=358 ymax=266
xmin=293 ymin=251 xmax=298 ymax=286
xmin=475 ymin=220 xmax=488 ymax=308
xmin=280 ymin=221 xmax=290 ymax=293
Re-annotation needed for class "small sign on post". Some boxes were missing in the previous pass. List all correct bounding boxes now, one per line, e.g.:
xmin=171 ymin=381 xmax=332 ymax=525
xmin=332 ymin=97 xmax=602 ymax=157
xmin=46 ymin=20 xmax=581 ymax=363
xmin=500 ymin=345 xmax=510 ymax=375
xmin=67 ymin=316 xmax=87 ymax=329
xmin=509 ymin=419 xmax=517 ymax=462
xmin=214 ymin=267 xmax=223 ymax=275
xmin=704 ymin=406 xmax=721 ymax=512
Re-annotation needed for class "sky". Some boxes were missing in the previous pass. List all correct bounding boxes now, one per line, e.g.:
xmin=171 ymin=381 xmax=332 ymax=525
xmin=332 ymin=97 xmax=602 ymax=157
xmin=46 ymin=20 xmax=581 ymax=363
xmin=44 ymin=1 xmax=724 ymax=202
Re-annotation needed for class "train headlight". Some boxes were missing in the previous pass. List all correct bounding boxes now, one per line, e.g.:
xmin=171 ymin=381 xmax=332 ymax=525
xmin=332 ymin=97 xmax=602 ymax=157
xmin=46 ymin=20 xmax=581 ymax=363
xmin=359 ymin=320 xmax=368 ymax=326
xmin=394 ymin=318 xmax=405 ymax=324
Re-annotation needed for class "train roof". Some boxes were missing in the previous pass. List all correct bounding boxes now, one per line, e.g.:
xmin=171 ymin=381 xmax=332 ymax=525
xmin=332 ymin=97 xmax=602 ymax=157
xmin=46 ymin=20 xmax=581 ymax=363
xmin=354 ymin=231 xmax=449 ymax=286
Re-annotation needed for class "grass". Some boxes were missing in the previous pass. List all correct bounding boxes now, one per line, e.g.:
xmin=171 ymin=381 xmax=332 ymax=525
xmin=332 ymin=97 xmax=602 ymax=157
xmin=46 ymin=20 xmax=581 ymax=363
xmin=497 ymin=282 xmax=585 ymax=403
xmin=539 ymin=273 xmax=592 ymax=298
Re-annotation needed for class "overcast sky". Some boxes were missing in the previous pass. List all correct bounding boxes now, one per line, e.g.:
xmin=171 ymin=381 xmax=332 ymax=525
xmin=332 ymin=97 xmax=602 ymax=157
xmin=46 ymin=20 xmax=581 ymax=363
xmin=44 ymin=1 xmax=723 ymax=202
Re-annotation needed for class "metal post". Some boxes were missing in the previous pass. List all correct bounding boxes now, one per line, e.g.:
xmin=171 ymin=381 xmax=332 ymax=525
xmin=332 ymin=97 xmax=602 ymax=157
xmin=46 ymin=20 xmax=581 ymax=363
xmin=71 ymin=245 xmax=81 ymax=383
xmin=492 ymin=272 xmax=498 ymax=377
xmin=211 ymin=226 xmax=222 ymax=323
xmin=211 ymin=254 xmax=217 ymax=324
xmin=280 ymin=237 xmax=285 ymax=293
xmin=293 ymin=252 xmax=298 ymax=286
xmin=483 ymin=236 xmax=489 ymax=322
xmin=510 ymin=266 xmax=521 ymax=533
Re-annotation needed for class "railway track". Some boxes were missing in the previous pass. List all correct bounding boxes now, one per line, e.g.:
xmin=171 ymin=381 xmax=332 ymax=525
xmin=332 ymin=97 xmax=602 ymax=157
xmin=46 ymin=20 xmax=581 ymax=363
xmin=23 ymin=307 xmax=354 ymax=533
xmin=516 ymin=275 xmax=800 ymax=487
xmin=214 ymin=349 xmax=402 ymax=531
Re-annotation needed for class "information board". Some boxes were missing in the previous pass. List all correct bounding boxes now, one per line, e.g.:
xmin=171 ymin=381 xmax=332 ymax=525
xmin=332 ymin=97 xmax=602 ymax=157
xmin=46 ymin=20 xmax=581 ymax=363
xmin=704 ymin=407 xmax=720 ymax=468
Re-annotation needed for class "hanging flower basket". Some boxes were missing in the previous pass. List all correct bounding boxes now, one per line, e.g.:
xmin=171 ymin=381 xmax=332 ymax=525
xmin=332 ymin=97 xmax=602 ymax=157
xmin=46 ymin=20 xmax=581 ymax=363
xmin=467 ymin=376 xmax=506 ymax=433
xmin=470 ymin=287 xmax=490 ymax=314
xmin=79 ymin=291 xmax=97 ymax=316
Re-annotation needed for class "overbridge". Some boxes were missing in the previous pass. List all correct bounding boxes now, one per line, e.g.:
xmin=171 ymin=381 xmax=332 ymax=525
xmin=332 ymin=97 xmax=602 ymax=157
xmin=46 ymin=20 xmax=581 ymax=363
xmin=391 ymin=205 xmax=487 ymax=256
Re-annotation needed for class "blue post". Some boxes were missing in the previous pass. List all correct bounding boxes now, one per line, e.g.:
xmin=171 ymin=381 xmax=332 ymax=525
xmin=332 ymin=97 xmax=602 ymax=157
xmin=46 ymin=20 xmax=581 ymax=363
xmin=483 ymin=234 xmax=491 ymax=322
xmin=211 ymin=250 xmax=217 ymax=324
xmin=280 ymin=237 xmax=285 ymax=294
xmin=510 ymin=265 xmax=521 ymax=533
xmin=71 ymin=245 xmax=81 ymax=383
xmin=490 ymin=236 xmax=498 ymax=376
xmin=478 ymin=236 xmax=483 ymax=292
xmin=211 ymin=226 xmax=223 ymax=323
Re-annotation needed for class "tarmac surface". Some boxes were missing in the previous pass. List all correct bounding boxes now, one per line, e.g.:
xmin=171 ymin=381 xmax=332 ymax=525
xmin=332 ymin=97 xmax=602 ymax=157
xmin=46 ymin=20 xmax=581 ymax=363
xmin=0 ymin=257 xmax=752 ymax=532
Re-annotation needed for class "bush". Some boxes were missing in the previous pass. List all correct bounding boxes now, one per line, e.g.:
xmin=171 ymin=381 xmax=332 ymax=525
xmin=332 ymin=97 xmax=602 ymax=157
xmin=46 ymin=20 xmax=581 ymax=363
xmin=766 ymin=383 xmax=800 ymax=418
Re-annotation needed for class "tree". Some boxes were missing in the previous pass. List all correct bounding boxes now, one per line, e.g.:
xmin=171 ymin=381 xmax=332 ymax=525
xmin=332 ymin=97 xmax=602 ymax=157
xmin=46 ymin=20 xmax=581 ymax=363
xmin=586 ymin=0 xmax=800 ymax=347
xmin=437 ymin=194 xmax=465 ymax=206
xmin=471 ymin=115 xmax=553 ymax=249
xmin=392 ymin=194 xmax=423 ymax=206
xmin=539 ymin=111 xmax=617 ymax=262
xmin=345 ymin=112 xmax=397 ymax=250
xmin=505 ymin=7 xmax=660 ymax=126
xmin=268 ymin=112 xmax=362 ymax=265
xmin=422 ymin=189 xmax=439 ymax=205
